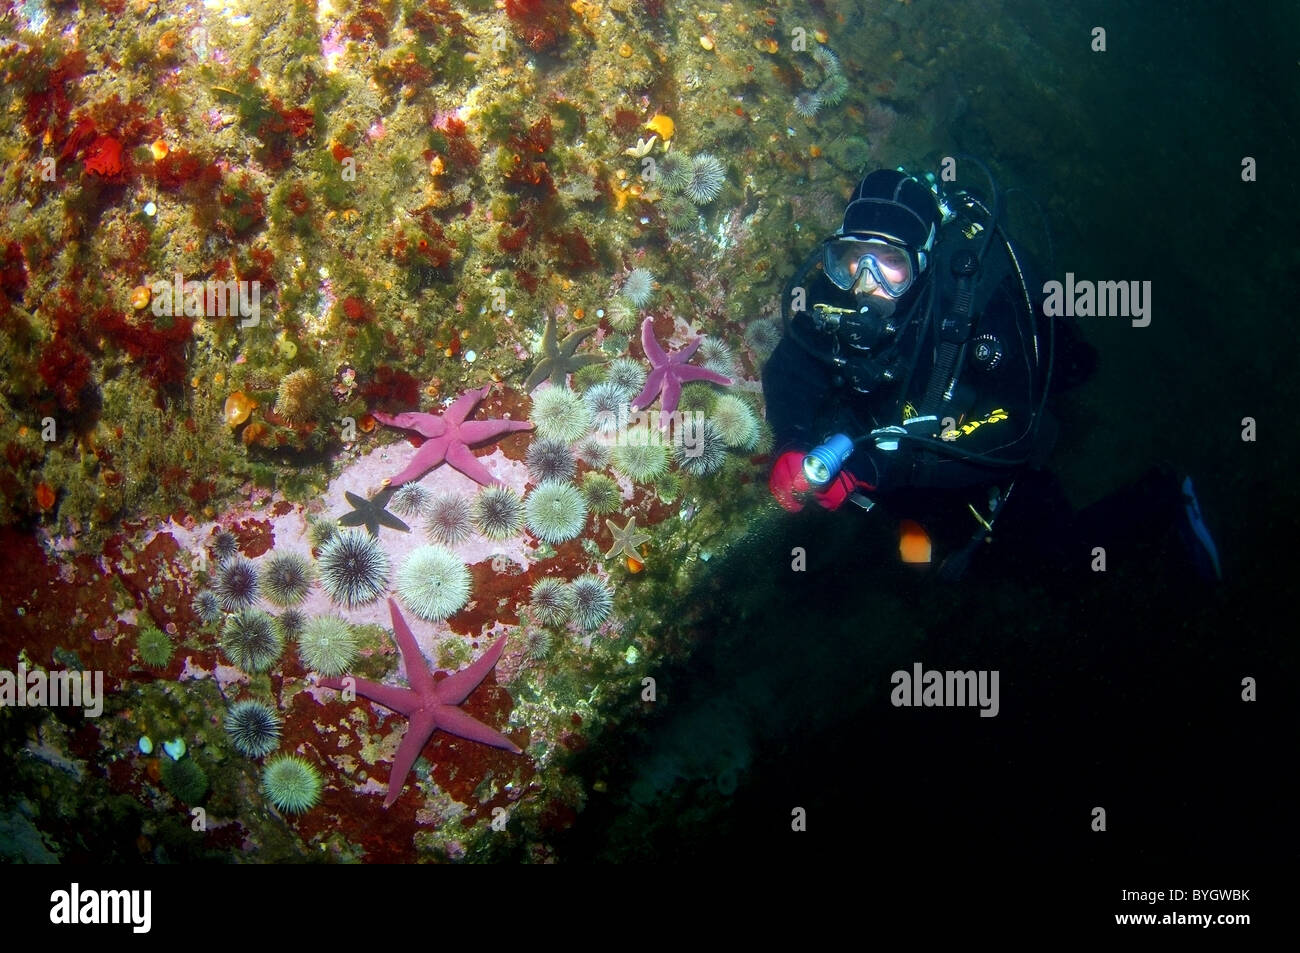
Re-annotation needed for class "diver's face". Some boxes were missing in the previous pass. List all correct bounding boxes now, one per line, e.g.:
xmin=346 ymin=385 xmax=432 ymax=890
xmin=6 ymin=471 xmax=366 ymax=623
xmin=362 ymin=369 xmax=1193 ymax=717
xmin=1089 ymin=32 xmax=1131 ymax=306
xmin=852 ymin=269 xmax=898 ymax=317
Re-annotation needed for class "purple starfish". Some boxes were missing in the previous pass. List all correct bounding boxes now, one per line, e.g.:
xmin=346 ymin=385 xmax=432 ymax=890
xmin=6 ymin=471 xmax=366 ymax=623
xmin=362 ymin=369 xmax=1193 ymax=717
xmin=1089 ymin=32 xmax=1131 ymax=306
xmin=630 ymin=317 xmax=732 ymax=417
xmin=320 ymin=598 xmax=523 ymax=808
xmin=373 ymin=384 xmax=532 ymax=487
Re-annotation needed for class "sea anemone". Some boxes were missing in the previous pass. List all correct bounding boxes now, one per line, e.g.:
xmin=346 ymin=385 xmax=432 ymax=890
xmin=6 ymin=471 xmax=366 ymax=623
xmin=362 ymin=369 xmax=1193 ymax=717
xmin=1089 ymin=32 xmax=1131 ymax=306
xmin=570 ymin=574 xmax=614 ymax=631
xmin=584 ymin=380 xmax=626 ymax=435
xmin=307 ymin=516 xmax=338 ymax=550
xmin=396 ymin=546 xmax=471 ymax=622
xmin=606 ymin=297 xmax=637 ymax=331
xmin=297 ymin=615 xmax=359 ymax=676
xmin=575 ymin=435 xmax=612 ymax=470
xmin=711 ymin=394 xmax=760 ymax=450
xmin=221 ymin=609 xmax=284 ymax=673
xmin=685 ymin=153 xmax=726 ymax=205
xmin=223 ymin=700 xmax=283 ymax=757
xmin=525 ymin=481 xmax=588 ymax=544
xmin=161 ymin=756 xmax=208 ymax=804
xmin=526 ymin=437 xmax=576 ymax=483
xmin=472 ymin=486 xmax=525 ymax=540
xmin=214 ymin=556 xmax=260 ymax=612
xmin=531 ymin=385 xmax=592 ymax=442
xmin=674 ymin=419 xmax=729 ymax=476
xmin=697 ymin=336 xmax=736 ymax=377
xmin=193 ymin=590 xmax=222 ymax=624
xmin=620 ymin=268 xmax=655 ymax=308
xmin=426 ymin=492 xmax=474 ymax=545
xmin=581 ymin=472 xmax=622 ymax=515
xmin=605 ymin=357 xmax=648 ymax=401
xmin=390 ymin=482 xmax=432 ymax=519
xmin=261 ymin=754 xmax=322 ymax=814
xmin=794 ymin=89 xmax=823 ymax=119
xmin=277 ymin=609 xmax=306 ymax=642
xmin=273 ymin=367 xmax=323 ymax=424
xmin=210 ymin=529 xmax=239 ymax=564
xmin=524 ymin=627 xmax=554 ymax=661
xmin=136 ymin=626 xmax=172 ymax=669
xmin=529 ymin=577 xmax=574 ymax=626
xmin=611 ymin=440 xmax=671 ymax=483
xmin=317 ymin=529 xmax=390 ymax=608
xmin=261 ymin=551 xmax=314 ymax=607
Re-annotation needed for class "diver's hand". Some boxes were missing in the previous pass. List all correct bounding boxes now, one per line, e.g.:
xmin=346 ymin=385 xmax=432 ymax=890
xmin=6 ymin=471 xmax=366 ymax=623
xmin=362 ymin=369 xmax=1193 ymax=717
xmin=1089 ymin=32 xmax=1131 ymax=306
xmin=770 ymin=450 xmax=872 ymax=512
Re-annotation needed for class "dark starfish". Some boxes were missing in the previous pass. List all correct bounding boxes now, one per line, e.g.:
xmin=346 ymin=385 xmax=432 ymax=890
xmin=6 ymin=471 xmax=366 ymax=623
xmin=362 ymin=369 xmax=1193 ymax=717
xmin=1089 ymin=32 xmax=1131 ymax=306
xmin=524 ymin=312 xmax=607 ymax=392
xmin=337 ymin=486 xmax=410 ymax=538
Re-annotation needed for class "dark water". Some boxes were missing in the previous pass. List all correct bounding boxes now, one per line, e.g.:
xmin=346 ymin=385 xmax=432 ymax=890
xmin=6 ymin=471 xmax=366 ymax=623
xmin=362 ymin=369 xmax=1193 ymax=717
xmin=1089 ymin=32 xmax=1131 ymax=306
xmin=559 ymin=0 xmax=1296 ymax=876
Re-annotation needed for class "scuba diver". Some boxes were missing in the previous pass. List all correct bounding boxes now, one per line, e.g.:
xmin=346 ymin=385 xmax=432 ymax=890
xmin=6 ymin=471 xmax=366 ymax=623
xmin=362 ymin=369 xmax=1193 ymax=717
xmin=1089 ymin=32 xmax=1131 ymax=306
xmin=762 ymin=164 xmax=1222 ymax=583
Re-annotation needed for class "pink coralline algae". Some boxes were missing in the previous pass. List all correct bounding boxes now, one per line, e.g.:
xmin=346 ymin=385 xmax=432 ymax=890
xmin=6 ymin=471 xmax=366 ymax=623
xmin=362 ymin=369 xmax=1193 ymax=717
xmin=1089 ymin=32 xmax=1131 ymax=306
xmin=373 ymin=385 xmax=533 ymax=487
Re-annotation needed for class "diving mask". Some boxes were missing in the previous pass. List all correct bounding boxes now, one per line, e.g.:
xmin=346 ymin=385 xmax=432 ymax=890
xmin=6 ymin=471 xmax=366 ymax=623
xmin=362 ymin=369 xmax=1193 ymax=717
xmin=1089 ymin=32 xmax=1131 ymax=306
xmin=823 ymin=236 xmax=917 ymax=297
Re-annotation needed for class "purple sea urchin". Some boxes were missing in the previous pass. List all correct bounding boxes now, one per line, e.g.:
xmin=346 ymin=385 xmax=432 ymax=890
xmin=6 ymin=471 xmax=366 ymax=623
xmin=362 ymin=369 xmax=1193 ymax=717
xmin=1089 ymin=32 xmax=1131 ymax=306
xmin=570 ymin=574 xmax=614 ymax=631
xmin=223 ymin=700 xmax=283 ymax=757
xmin=526 ymin=437 xmax=577 ymax=483
xmin=531 ymin=385 xmax=592 ymax=442
xmin=396 ymin=546 xmax=472 ymax=622
xmin=262 ymin=754 xmax=322 ymax=814
xmin=317 ymin=529 xmax=389 ymax=608
xmin=297 ymin=615 xmax=359 ymax=676
xmin=426 ymin=493 xmax=473 ymax=545
xmin=620 ymin=268 xmax=655 ymax=308
xmin=472 ymin=486 xmax=525 ymax=540
xmin=214 ymin=556 xmax=260 ymax=612
xmin=525 ymin=481 xmax=588 ymax=544
xmin=220 ymin=609 xmax=284 ymax=673
xmin=685 ymin=154 xmax=726 ymax=205
xmin=261 ymin=551 xmax=314 ymax=607
xmin=529 ymin=577 xmax=574 ymax=626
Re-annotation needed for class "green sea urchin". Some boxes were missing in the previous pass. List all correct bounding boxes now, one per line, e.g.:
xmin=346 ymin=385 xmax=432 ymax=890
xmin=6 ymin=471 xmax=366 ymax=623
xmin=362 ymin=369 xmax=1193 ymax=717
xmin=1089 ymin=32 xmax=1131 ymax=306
xmin=675 ymin=419 xmax=729 ymax=476
xmin=390 ymin=483 xmax=431 ymax=519
xmin=570 ymin=574 xmax=614 ymax=631
xmin=472 ymin=486 xmax=525 ymax=540
xmin=575 ymin=435 xmax=612 ymax=470
xmin=396 ymin=546 xmax=471 ymax=622
xmin=611 ymin=440 xmax=670 ymax=483
xmin=605 ymin=356 xmax=647 ymax=400
xmin=530 ymin=577 xmax=574 ymax=626
xmin=525 ymin=481 xmax=588 ymax=544
xmin=581 ymin=472 xmax=622 ymax=515
xmin=584 ymin=381 xmax=625 ymax=435
xmin=317 ymin=529 xmax=389 ymax=608
xmin=261 ymin=754 xmax=322 ymax=814
xmin=711 ymin=394 xmax=760 ymax=450
xmin=531 ymin=385 xmax=591 ymax=442
xmin=193 ymin=590 xmax=222 ymax=624
xmin=161 ymin=756 xmax=208 ymax=804
xmin=261 ymin=551 xmax=314 ymax=607
xmin=136 ymin=626 xmax=172 ymax=669
xmin=297 ymin=615 xmax=359 ymax=676
xmin=223 ymin=700 xmax=283 ymax=757
xmin=221 ymin=609 xmax=284 ymax=673
xmin=621 ymin=268 xmax=655 ymax=308
xmin=210 ymin=530 xmax=239 ymax=564
xmin=277 ymin=608 xmax=306 ymax=641
xmin=685 ymin=154 xmax=726 ymax=205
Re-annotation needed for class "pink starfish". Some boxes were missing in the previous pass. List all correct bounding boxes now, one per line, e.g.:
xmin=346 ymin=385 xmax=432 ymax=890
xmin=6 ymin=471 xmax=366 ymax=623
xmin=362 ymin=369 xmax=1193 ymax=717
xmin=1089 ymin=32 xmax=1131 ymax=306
xmin=631 ymin=317 xmax=732 ymax=417
xmin=373 ymin=385 xmax=532 ymax=487
xmin=320 ymin=598 xmax=523 ymax=808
